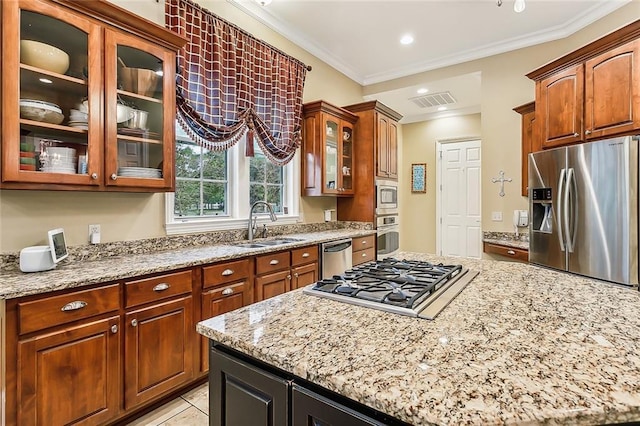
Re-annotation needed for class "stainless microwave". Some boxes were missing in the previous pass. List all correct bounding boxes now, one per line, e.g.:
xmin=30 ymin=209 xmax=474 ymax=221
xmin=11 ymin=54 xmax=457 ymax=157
xmin=376 ymin=179 xmax=397 ymax=214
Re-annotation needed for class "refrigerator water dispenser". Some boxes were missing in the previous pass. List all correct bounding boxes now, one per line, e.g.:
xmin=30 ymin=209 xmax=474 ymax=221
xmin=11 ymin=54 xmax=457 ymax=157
xmin=531 ymin=188 xmax=553 ymax=233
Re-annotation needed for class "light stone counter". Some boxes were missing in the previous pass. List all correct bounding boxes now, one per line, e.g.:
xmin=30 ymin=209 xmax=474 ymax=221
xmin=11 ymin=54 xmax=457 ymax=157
xmin=0 ymin=229 xmax=375 ymax=300
xmin=197 ymin=252 xmax=640 ymax=425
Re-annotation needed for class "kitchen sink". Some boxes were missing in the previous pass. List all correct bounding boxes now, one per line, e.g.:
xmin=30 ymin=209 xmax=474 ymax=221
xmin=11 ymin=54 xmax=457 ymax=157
xmin=232 ymin=237 xmax=304 ymax=248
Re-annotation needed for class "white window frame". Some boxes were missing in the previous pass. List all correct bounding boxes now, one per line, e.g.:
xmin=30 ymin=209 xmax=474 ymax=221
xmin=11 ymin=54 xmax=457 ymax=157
xmin=165 ymin=140 xmax=301 ymax=235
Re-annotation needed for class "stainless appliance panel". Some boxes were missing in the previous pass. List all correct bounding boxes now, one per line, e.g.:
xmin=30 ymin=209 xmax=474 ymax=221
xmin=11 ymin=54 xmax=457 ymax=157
xmin=375 ymin=179 xmax=398 ymax=215
xmin=321 ymin=239 xmax=353 ymax=279
xmin=376 ymin=214 xmax=399 ymax=259
xmin=566 ymin=137 xmax=638 ymax=284
xmin=528 ymin=148 xmax=567 ymax=270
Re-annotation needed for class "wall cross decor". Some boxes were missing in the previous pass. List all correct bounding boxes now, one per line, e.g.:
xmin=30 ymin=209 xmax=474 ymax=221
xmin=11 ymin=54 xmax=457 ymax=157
xmin=491 ymin=170 xmax=512 ymax=197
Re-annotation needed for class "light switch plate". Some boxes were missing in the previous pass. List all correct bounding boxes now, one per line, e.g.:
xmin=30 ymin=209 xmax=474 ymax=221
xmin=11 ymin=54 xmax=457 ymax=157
xmin=491 ymin=211 xmax=503 ymax=221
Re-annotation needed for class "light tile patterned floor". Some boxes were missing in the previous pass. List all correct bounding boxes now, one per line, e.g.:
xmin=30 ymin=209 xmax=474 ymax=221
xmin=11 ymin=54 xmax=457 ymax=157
xmin=126 ymin=383 xmax=209 ymax=426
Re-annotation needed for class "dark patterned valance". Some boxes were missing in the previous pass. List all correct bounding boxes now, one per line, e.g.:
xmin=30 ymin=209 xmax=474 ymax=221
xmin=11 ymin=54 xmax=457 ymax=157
xmin=166 ymin=0 xmax=308 ymax=165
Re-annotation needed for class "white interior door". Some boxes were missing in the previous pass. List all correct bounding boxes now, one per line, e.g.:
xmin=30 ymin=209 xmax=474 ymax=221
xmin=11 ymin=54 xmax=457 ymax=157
xmin=437 ymin=140 xmax=482 ymax=258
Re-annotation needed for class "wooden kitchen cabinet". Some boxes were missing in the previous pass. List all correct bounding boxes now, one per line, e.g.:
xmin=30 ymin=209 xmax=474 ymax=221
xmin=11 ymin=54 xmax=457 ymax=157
xmin=528 ymin=22 xmax=640 ymax=149
xmin=514 ymin=101 xmax=536 ymax=197
xmin=200 ymin=258 xmax=253 ymax=372
xmin=123 ymin=270 xmax=195 ymax=409
xmin=483 ymin=242 xmax=528 ymax=262
xmin=0 ymin=0 xmax=185 ymax=191
xmin=12 ymin=284 xmax=122 ymax=425
xmin=352 ymin=235 xmax=376 ymax=266
xmin=291 ymin=245 xmax=319 ymax=290
xmin=338 ymin=101 xmax=402 ymax=223
xmin=301 ymin=100 xmax=358 ymax=196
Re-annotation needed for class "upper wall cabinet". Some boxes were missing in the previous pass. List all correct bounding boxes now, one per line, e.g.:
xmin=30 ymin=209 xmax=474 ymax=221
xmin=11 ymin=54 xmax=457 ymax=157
xmin=513 ymin=101 xmax=535 ymax=197
xmin=0 ymin=0 xmax=186 ymax=192
xmin=528 ymin=21 xmax=640 ymax=150
xmin=301 ymin=101 xmax=358 ymax=196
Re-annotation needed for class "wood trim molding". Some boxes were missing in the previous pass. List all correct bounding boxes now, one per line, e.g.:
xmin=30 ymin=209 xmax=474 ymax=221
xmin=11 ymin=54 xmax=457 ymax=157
xmin=343 ymin=100 xmax=403 ymax=121
xmin=526 ymin=19 xmax=640 ymax=81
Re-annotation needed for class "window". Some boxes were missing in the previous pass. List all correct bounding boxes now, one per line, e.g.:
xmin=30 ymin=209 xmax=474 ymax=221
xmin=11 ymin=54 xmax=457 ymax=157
xmin=165 ymin=125 xmax=300 ymax=235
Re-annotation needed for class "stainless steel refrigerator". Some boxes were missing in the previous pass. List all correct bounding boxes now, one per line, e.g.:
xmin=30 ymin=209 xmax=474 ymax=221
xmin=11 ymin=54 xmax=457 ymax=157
xmin=528 ymin=136 xmax=638 ymax=286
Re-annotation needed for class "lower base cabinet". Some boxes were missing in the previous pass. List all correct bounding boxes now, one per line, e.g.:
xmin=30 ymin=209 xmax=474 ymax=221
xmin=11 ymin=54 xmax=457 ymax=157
xmin=18 ymin=315 xmax=121 ymax=425
xmin=210 ymin=344 xmax=392 ymax=426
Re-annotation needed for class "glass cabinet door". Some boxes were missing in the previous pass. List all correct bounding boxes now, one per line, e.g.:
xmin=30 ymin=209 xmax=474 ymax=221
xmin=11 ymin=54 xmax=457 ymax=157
xmin=324 ymin=119 xmax=339 ymax=193
xmin=104 ymin=29 xmax=174 ymax=189
xmin=341 ymin=124 xmax=353 ymax=192
xmin=2 ymin=1 xmax=102 ymax=185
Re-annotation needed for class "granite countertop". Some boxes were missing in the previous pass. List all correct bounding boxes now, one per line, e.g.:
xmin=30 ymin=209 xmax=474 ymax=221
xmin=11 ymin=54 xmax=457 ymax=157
xmin=0 ymin=229 xmax=375 ymax=300
xmin=483 ymin=237 xmax=529 ymax=250
xmin=197 ymin=252 xmax=640 ymax=425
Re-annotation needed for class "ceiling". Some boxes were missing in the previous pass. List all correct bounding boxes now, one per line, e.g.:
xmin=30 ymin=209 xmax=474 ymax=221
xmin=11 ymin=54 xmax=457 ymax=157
xmin=228 ymin=0 xmax=629 ymax=123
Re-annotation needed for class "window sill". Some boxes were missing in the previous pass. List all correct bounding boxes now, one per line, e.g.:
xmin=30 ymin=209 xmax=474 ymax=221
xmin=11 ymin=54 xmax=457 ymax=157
xmin=165 ymin=215 xmax=301 ymax=235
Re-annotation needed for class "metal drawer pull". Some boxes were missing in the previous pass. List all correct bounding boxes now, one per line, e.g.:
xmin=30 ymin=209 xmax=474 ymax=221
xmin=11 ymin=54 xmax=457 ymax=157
xmin=221 ymin=269 xmax=234 ymax=276
xmin=507 ymin=250 xmax=516 ymax=255
xmin=362 ymin=253 xmax=367 ymax=257
xmin=362 ymin=241 xmax=367 ymax=244
xmin=287 ymin=275 xmax=291 ymax=280
xmin=61 ymin=301 xmax=88 ymax=312
xmin=153 ymin=283 xmax=170 ymax=292
xmin=111 ymin=325 xmax=118 ymax=334
xmin=302 ymin=253 xmax=310 ymax=258
xmin=222 ymin=288 xmax=234 ymax=296
xmin=269 ymin=259 xmax=279 ymax=265
xmin=131 ymin=319 xmax=138 ymax=327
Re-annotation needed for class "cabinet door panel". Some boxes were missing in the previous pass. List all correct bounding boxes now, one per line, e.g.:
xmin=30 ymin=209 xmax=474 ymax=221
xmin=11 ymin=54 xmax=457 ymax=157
xmin=255 ymin=270 xmax=290 ymax=302
xmin=292 ymin=262 xmax=318 ymax=290
xmin=292 ymin=384 xmax=383 ymax=425
xmin=377 ymin=115 xmax=390 ymax=177
xmin=18 ymin=316 xmax=121 ymax=425
xmin=538 ymin=64 xmax=584 ymax=148
xmin=125 ymin=296 xmax=194 ymax=409
xmin=585 ymin=39 xmax=640 ymax=139
xmin=210 ymin=348 xmax=288 ymax=426
xmin=388 ymin=119 xmax=398 ymax=179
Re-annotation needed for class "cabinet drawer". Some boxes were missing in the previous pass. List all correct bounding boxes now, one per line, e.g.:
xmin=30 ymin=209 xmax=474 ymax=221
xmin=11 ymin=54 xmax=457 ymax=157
xmin=291 ymin=245 xmax=318 ymax=267
xmin=483 ymin=242 xmax=529 ymax=262
xmin=18 ymin=284 xmax=120 ymax=335
xmin=256 ymin=251 xmax=291 ymax=275
xmin=203 ymin=258 xmax=251 ymax=289
xmin=352 ymin=235 xmax=375 ymax=252
xmin=125 ymin=270 xmax=193 ymax=308
xmin=352 ymin=247 xmax=376 ymax=266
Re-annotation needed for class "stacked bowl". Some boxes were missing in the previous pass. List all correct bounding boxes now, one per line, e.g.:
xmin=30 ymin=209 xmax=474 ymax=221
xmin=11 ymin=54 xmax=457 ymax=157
xmin=40 ymin=147 xmax=76 ymax=174
xmin=68 ymin=109 xmax=88 ymax=130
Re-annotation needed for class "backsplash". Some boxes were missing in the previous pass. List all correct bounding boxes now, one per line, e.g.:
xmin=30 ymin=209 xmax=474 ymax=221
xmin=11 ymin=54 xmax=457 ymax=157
xmin=1 ymin=221 xmax=372 ymax=271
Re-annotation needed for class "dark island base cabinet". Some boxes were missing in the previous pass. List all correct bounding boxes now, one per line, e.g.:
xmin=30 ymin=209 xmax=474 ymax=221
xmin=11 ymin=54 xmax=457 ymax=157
xmin=210 ymin=344 xmax=395 ymax=426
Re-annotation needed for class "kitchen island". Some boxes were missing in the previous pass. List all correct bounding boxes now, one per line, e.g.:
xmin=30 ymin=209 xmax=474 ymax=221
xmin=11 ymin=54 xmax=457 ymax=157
xmin=197 ymin=252 xmax=640 ymax=425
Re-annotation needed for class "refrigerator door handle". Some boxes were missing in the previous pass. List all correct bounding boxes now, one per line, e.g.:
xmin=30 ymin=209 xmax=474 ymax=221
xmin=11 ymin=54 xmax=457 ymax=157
xmin=557 ymin=168 xmax=566 ymax=252
xmin=565 ymin=167 xmax=577 ymax=253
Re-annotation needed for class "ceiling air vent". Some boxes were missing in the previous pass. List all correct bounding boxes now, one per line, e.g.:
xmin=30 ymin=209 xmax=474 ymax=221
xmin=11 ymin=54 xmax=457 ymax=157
xmin=409 ymin=91 xmax=456 ymax=108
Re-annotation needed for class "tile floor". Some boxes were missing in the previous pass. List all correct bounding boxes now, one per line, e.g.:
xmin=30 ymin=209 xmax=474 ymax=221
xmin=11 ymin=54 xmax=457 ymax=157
xmin=126 ymin=383 xmax=209 ymax=426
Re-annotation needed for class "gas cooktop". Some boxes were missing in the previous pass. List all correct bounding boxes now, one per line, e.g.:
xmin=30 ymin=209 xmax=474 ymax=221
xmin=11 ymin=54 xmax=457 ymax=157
xmin=303 ymin=258 xmax=478 ymax=319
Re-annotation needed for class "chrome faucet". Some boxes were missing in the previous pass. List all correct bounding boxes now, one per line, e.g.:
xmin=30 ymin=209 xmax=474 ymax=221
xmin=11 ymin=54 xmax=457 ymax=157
xmin=248 ymin=201 xmax=277 ymax=241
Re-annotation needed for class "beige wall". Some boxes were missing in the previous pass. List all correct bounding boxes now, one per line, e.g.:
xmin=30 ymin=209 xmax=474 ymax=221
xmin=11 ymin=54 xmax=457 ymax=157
xmin=0 ymin=0 xmax=363 ymax=252
xmin=401 ymin=114 xmax=481 ymax=253
xmin=393 ymin=2 xmax=639 ymax=254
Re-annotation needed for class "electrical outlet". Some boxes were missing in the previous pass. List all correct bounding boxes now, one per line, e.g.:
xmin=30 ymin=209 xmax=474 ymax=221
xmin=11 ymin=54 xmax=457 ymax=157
xmin=491 ymin=211 xmax=503 ymax=221
xmin=88 ymin=224 xmax=101 ymax=244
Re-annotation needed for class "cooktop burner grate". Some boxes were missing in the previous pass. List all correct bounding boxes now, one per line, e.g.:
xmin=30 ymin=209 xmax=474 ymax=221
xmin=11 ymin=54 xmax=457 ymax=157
xmin=304 ymin=258 xmax=478 ymax=319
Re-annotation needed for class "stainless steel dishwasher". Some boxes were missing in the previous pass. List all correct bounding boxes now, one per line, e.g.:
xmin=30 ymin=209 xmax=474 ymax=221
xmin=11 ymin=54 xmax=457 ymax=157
xmin=321 ymin=238 xmax=353 ymax=279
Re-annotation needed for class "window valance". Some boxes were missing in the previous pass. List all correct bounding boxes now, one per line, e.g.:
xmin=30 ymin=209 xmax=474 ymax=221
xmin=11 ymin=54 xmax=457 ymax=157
xmin=166 ymin=0 xmax=309 ymax=165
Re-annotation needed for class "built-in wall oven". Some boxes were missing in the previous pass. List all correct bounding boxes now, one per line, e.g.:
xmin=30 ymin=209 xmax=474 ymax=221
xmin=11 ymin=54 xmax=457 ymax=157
xmin=377 ymin=214 xmax=399 ymax=259
xmin=376 ymin=179 xmax=397 ymax=215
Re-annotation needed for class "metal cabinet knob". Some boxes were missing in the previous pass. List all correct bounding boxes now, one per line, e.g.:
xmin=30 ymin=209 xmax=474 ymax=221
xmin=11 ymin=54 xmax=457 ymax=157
xmin=111 ymin=324 xmax=118 ymax=334
xmin=362 ymin=253 xmax=367 ymax=257
xmin=573 ymin=133 xmax=579 ymax=137
xmin=153 ymin=283 xmax=170 ymax=292
xmin=222 ymin=288 xmax=234 ymax=296
xmin=131 ymin=319 xmax=138 ymax=327
xmin=61 ymin=301 xmax=87 ymax=312
xmin=221 ymin=269 xmax=234 ymax=276
xmin=270 ymin=259 xmax=279 ymax=265
xmin=287 ymin=274 xmax=291 ymax=280
xmin=91 ymin=172 xmax=98 ymax=180
xmin=507 ymin=250 xmax=516 ymax=255
xmin=294 ymin=273 xmax=299 ymax=278
xmin=110 ymin=173 xmax=118 ymax=180
xmin=302 ymin=253 xmax=310 ymax=258
xmin=585 ymin=130 xmax=592 ymax=135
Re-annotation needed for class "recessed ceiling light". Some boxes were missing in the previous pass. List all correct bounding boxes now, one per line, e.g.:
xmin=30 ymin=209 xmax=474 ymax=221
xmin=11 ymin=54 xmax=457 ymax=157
xmin=255 ymin=0 xmax=272 ymax=5
xmin=400 ymin=34 xmax=414 ymax=45
xmin=39 ymin=78 xmax=53 ymax=84
xmin=417 ymin=88 xmax=428 ymax=94
xmin=437 ymin=106 xmax=447 ymax=111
